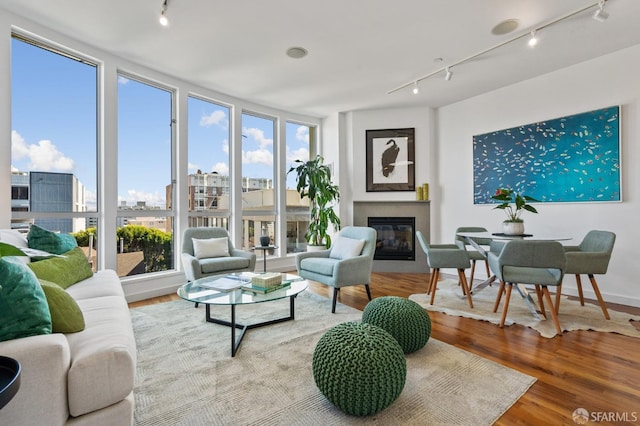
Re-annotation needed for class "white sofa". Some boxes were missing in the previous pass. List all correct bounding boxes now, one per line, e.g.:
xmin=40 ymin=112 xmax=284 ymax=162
xmin=0 ymin=230 xmax=136 ymax=426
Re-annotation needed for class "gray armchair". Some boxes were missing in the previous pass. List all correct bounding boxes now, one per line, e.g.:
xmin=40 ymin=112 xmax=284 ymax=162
xmin=563 ymin=230 xmax=616 ymax=319
xmin=416 ymin=231 xmax=473 ymax=309
xmin=488 ymin=240 xmax=566 ymax=335
xmin=181 ymin=227 xmax=256 ymax=306
xmin=296 ymin=226 xmax=376 ymax=313
xmin=455 ymin=226 xmax=491 ymax=285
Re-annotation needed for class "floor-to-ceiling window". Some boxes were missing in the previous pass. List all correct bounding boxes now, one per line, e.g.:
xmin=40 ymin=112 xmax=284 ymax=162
xmin=187 ymin=96 xmax=231 ymax=229
xmin=285 ymin=122 xmax=314 ymax=253
xmin=241 ymin=112 xmax=276 ymax=252
xmin=117 ymin=74 xmax=175 ymax=277
xmin=10 ymin=34 xmax=99 ymax=269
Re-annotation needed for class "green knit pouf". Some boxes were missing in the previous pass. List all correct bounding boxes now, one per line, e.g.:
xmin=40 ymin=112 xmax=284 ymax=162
xmin=312 ymin=321 xmax=406 ymax=416
xmin=362 ymin=296 xmax=432 ymax=354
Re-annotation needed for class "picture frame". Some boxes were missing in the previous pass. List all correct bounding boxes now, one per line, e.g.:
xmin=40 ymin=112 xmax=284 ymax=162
xmin=472 ymin=106 xmax=621 ymax=204
xmin=366 ymin=128 xmax=415 ymax=192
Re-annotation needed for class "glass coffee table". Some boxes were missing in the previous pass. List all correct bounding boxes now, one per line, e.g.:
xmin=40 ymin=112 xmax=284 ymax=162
xmin=177 ymin=272 xmax=308 ymax=357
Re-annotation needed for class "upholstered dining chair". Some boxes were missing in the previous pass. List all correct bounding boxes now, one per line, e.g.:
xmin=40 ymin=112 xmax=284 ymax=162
xmin=295 ymin=226 xmax=376 ymax=313
xmin=455 ymin=226 xmax=492 ymax=286
xmin=181 ymin=227 xmax=256 ymax=307
xmin=416 ymin=231 xmax=474 ymax=309
xmin=563 ymin=230 xmax=616 ymax=320
xmin=488 ymin=240 xmax=566 ymax=335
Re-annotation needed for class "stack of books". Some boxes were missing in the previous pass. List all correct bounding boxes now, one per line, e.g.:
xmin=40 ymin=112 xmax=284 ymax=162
xmin=242 ymin=273 xmax=292 ymax=294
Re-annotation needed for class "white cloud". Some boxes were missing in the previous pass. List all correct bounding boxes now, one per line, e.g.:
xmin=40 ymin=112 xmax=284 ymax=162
xmin=118 ymin=76 xmax=130 ymax=85
xmin=12 ymin=130 xmax=75 ymax=173
xmin=85 ymin=189 xmax=97 ymax=211
xmin=119 ymin=189 xmax=166 ymax=208
xmin=188 ymin=162 xmax=200 ymax=173
xmin=200 ymin=110 xmax=228 ymax=129
xmin=242 ymin=149 xmax=273 ymax=166
xmin=222 ymin=139 xmax=229 ymax=155
xmin=212 ymin=162 xmax=229 ymax=175
xmin=287 ymin=147 xmax=309 ymax=164
xmin=243 ymin=127 xmax=273 ymax=149
xmin=296 ymin=126 xmax=310 ymax=143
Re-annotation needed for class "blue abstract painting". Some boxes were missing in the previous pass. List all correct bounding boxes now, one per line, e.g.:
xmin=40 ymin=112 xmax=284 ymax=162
xmin=473 ymin=106 xmax=620 ymax=204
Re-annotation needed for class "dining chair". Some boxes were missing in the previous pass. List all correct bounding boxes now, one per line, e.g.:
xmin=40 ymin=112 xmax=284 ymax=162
xmin=416 ymin=231 xmax=473 ymax=309
xmin=455 ymin=226 xmax=492 ymax=286
xmin=563 ymin=230 xmax=616 ymax=320
xmin=488 ymin=240 xmax=566 ymax=335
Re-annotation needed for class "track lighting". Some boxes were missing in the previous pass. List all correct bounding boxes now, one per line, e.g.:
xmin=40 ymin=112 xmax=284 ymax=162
xmin=593 ymin=0 xmax=609 ymax=22
xmin=388 ymin=1 xmax=612 ymax=96
xmin=159 ymin=0 xmax=169 ymax=26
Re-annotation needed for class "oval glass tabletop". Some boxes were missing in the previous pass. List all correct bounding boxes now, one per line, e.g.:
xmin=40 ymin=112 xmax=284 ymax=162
xmin=177 ymin=272 xmax=307 ymax=306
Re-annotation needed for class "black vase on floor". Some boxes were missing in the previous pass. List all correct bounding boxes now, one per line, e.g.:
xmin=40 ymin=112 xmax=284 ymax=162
xmin=260 ymin=236 xmax=270 ymax=247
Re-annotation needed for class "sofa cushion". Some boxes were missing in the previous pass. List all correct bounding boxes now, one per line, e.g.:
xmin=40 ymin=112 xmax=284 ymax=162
xmin=38 ymin=279 xmax=85 ymax=333
xmin=200 ymin=256 xmax=250 ymax=274
xmin=66 ymin=296 xmax=136 ymax=417
xmin=27 ymin=224 xmax=78 ymax=255
xmin=0 ymin=257 xmax=52 ymax=342
xmin=192 ymin=236 xmax=230 ymax=259
xmin=330 ymin=236 xmax=366 ymax=260
xmin=66 ymin=269 xmax=125 ymax=301
xmin=300 ymin=257 xmax=338 ymax=276
xmin=28 ymin=247 xmax=93 ymax=289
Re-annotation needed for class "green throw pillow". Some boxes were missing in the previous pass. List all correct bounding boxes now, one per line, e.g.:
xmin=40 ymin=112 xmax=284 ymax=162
xmin=28 ymin=247 xmax=93 ymax=289
xmin=27 ymin=224 xmax=78 ymax=255
xmin=39 ymin=279 xmax=85 ymax=333
xmin=0 ymin=257 xmax=52 ymax=342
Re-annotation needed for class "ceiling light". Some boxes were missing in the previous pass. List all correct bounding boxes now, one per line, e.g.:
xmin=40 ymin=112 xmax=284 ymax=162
xmin=412 ymin=81 xmax=419 ymax=95
xmin=491 ymin=19 xmax=519 ymax=36
xmin=528 ymin=31 xmax=538 ymax=47
xmin=593 ymin=0 xmax=609 ymax=22
xmin=286 ymin=47 xmax=308 ymax=59
xmin=444 ymin=68 xmax=453 ymax=81
xmin=159 ymin=0 xmax=169 ymax=26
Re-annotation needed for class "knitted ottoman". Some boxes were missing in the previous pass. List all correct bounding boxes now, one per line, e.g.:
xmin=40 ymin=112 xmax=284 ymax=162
xmin=362 ymin=296 xmax=431 ymax=354
xmin=312 ymin=321 xmax=406 ymax=416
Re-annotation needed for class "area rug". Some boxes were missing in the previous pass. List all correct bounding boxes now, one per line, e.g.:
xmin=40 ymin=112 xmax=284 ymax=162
xmin=409 ymin=279 xmax=640 ymax=339
xmin=130 ymin=291 xmax=535 ymax=425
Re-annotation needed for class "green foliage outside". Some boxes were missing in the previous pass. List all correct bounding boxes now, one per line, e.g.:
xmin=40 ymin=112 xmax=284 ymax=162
xmin=71 ymin=226 xmax=173 ymax=273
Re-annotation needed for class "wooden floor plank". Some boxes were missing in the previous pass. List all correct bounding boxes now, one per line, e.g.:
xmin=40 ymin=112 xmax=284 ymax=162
xmin=130 ymin=271 xmax=640 ymax=424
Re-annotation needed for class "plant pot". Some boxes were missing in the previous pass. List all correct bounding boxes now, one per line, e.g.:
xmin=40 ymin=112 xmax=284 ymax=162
xmin=502 ymin=221 xmax=525 ymax=236
xmin=307 ymin=244 xmax=327 ymax=252
xmin=259 ymin=236 xmax=270 ymax=247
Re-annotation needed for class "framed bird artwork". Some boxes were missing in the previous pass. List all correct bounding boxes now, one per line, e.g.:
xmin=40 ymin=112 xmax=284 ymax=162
xmin=366 ymin=128 xmax=415 ymax=192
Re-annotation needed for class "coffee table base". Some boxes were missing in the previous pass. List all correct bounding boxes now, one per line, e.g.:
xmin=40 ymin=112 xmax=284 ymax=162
xmin=205 ymin=295 xmax=297 ymax=357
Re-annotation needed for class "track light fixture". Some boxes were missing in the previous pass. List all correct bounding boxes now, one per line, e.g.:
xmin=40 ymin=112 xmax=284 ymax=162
xmin=593 ymin=0 xmax=609 ymax=22
xmin=444 ymin=68 xmax=453 ymax=81
xmin=388 ymin=0 xmax=613 ymax=96
xmin=412 ymin=81 xmax=420 ymax=95
xmin=159 ymin=0 xmax=169 ymax=26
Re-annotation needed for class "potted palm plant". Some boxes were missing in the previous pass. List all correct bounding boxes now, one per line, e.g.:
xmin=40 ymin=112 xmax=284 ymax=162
xmin=491 ymin=188 xmax=539 ymax=235
xmin=288 ymin=155 xmax=340 ymax=249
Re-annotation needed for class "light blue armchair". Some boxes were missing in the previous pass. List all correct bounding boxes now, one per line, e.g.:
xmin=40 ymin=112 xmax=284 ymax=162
xmin=563 ymin=230 xmax=616 ymax=319
xmin=296 ymin=226 xmax=376 ymax=313
xmin=488 ymin=240 xmax=566 ymax=335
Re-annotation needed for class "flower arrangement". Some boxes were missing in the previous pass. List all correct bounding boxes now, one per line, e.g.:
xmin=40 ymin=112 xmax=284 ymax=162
xmin=491 ymin=188 xmax=539 ymax=222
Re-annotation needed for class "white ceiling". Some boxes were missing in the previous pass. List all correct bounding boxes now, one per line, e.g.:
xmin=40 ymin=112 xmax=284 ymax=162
xmin=2 ymin=0 xmax=639 ymax=117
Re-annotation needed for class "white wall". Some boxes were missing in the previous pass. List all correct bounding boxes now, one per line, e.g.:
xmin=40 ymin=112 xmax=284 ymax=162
xmin=437 ymin=44 xmax=640 ymax=307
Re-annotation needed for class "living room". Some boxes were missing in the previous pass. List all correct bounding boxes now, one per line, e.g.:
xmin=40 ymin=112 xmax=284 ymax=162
xmin=1 ymin=1 xmax=640 ymax=424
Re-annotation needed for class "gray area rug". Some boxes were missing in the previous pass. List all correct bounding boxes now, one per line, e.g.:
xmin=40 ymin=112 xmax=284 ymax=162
xmin=131 ymin=291 xmax=535 ymax=425
xmin=409 ymin=279 xmax=640 ymax=339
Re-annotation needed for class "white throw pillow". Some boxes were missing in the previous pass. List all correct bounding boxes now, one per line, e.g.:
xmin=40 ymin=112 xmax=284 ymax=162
xmin=329 ymin=236 xmax=366 ymax=260
xmin=192 ymin=237 xmax=230 ymax=259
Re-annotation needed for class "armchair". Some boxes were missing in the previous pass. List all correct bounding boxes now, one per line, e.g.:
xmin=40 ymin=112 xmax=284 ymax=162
xmin=181 ymin=227 xmax=256 ymax=306
xmin=455 ymin=226 xmax=492 ymax=285
xmin=416 ymin=231 xmax=473 ymax=309
xmin=488 ymin=240 xmax=566 ymax=335
xmin=296 ymin=226 xmax=376 ymax=313
xmin=563 ymin=230 xmax=616 ymax=319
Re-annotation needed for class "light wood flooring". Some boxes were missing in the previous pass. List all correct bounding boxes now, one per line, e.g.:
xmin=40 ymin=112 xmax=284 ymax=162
xmin=129 ymin=272 xmax=640 ymax=425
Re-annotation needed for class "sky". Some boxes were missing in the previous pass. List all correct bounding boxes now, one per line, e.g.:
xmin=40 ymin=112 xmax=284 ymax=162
xmin=10 ymin=37 xmax=310 ymax=211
